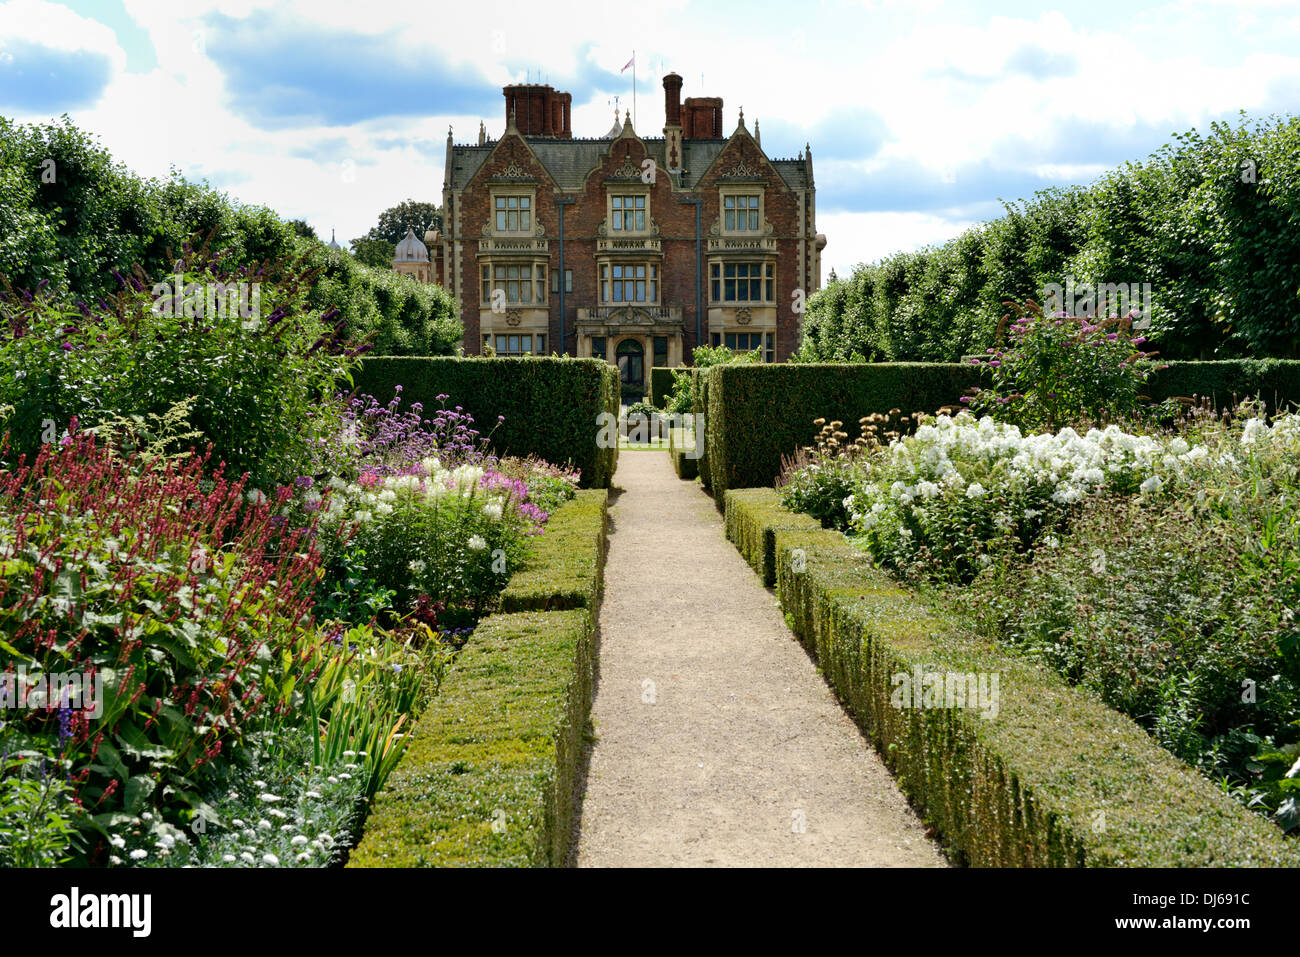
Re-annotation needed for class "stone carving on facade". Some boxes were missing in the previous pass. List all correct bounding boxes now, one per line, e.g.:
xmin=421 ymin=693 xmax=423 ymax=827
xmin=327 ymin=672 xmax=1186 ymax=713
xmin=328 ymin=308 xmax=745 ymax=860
xmin=735 ymin=307 xmax=752 ymax=325
xmin=505 ymin=309 xmax=522 ymax=327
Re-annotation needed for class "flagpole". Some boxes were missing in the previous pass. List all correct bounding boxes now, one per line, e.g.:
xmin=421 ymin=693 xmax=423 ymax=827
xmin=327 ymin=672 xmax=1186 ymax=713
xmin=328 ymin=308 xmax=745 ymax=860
xmin=632 ymin=50 xmax=637 ymax=129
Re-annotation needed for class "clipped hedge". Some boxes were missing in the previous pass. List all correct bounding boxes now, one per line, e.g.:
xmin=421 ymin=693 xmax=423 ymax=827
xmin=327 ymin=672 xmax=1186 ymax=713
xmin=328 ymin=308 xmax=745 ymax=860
xmin=500 ymin=489 xmax=608 ymax=612
xmin=650 ymin=366 xmax=675 ymax=407
xmin=724 ymin=488 xmax=821 ymax=586
xmin=668 ymin=426 xmax=699 ymax=481
xmin=727 ymin=489 xmax=1300 ymax=867
xmin=348 ymin=491 xmax=608 ymax=867
xmin=1147 ymin=359 xmax=1300 ymax=411
xmin=349 ymin=356 xmax=620 ymax=488
xmin=704 ymin=362 xmax=985 ymax=505
xmin=346 ymin=609 xmax=594 ymax=867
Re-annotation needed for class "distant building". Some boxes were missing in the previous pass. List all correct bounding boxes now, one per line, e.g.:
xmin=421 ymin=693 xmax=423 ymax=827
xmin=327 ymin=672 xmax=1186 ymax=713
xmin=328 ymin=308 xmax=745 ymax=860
xmin=435 ymin=73 xmax=826 ymax=392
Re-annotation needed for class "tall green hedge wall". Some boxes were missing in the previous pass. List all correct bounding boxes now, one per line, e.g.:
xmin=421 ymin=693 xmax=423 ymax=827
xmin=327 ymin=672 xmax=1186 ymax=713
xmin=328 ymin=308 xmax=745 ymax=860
xmin=703 ymin=362 xmax=986 ymax=504
xmin=650 ymin=367 xmax=675 ymax=407
xmin=349 ymin=357 xmax=620 ymax=488
xmin=699 ymin=360 xmax=1300 ymax=504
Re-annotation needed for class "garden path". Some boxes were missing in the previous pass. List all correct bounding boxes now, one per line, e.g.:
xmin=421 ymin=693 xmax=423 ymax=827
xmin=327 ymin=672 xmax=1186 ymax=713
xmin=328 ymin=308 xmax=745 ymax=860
xmin=571 ymin=451 xmax=946 ymax=867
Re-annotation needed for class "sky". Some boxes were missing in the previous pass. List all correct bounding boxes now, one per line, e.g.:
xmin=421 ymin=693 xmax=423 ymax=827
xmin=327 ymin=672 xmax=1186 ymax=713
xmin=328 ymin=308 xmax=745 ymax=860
xmin=1 ymin=0 xmax=1299 ymax=276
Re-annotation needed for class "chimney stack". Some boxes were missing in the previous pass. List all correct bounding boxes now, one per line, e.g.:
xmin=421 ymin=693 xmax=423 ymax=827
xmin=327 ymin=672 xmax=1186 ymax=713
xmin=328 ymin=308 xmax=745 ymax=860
xmin=502 ymin=84 xmax=572 ymax=137
xmin=663 ymin=72 xmax=683 ymax=127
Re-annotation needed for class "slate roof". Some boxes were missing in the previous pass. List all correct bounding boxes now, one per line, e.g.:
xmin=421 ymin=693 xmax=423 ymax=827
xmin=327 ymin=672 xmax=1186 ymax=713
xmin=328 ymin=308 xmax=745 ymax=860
xmin=447 ymin=135 xmax=808 ymax=192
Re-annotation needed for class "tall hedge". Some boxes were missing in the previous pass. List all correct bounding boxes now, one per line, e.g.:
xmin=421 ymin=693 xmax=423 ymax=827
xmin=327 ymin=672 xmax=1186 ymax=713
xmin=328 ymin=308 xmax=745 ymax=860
xmin=703 ymin=362 xmax=986 ymax=504
xmin=797 ymin=114 xmax=1300 ymax=363
xmin=349 ymin=357 xmax=620 ymax=488
xmin=1147 ymin=359 xmax=1300 ymax=411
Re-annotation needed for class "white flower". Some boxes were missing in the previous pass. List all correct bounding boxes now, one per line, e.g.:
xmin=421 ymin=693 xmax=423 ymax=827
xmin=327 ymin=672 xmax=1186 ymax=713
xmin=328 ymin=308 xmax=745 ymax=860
xmin=245 ymin=489 xmax=267 ymax=505
xmin=1167 ymin=437 xmax=1189 ymax=455
xmin=917 ymin=480 xmax=941 ymax=500
xmin=240 ymin=852 xmax=256 ymax=863
xmin=483 ymin=501 xmax=504 ymax=521
xmin=258 ymin=819 xmax=272 ymax=830
xmin=129 ymin=849 xmax=148 ymax=860
xmin=259 ymin=793 xmax=282 ymax=803
xmin=468 ymin=535 xmax=488 ymax=551
xmin=297 ymin=852 xmax=312 ymax=863
xmin=965 ymin=483 xmax=986 ymax=499
xmin=1241 ymin=418 xmax=1266 ymax=446
xmin=221 ymin=854 xmax=237 ymax=863
xmin=110 ymin=835 xmax=126 ymax=849
xmin=1140 ymin=475 xmax=1163 ymax=494
xmin=291 ymin=835 xmax=309 ymax=846
xmin=408 ymin=559 xmax=427 ymax=574
xmin=1042 ymin=536 xmax=1059 ymax=549
xmin=262 ymin=853 xmax=280 ymax=866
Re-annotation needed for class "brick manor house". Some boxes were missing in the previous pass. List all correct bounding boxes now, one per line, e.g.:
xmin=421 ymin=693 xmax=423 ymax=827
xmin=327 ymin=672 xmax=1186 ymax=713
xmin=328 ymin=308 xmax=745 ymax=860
xmin=400 ymin=73 xmax=826 ymax=393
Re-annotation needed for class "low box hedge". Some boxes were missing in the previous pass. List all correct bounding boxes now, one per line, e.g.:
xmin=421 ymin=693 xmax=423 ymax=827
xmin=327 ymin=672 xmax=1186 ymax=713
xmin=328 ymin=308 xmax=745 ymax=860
xmin=724 ymin=488 xmax=822 ymax=586
xmin=348 ymin=356 xmax=620 ymax=488
xmin=668 ymin=427 xmax=699 ymax=481
xmin=703 ymin=362 xmax=986 ymax=506
xmin=348 ymin=491 xmax=608 ymax=867
xmin=500 ymin=489 xmax=607 ymax=612
xmin=726 ymin=489 xmax=1300 ymax=867
xmin=345 ymin=609 xmax=594 ymax=867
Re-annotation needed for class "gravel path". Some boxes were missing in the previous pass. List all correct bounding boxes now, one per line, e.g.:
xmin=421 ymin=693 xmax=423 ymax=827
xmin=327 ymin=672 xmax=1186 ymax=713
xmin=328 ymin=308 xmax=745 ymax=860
xmin=571 ymin=451 xmax=947 ymax=867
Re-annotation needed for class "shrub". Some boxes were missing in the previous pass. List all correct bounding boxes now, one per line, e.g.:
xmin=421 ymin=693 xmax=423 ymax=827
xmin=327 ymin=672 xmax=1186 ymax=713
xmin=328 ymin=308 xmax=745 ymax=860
xmin=963 ymin=299 xmax=1162 ymax=431
xmin=0 ymin=242 xmax=361 ymax=489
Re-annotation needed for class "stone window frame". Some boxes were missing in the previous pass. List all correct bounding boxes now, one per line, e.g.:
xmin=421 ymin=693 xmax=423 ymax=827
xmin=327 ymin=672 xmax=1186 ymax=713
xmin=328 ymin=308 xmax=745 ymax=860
xmin=598 ymin=261 xmax=660 ymax=305
xmin=490 ymin=188 xmax=536 ymax=235
xmin=719 ymin=187 xmax=764 ymax=234
xmin=480 ymin=260 xmax=548 ymax=305
xmin=708 ymin=260 xmax=775 ymax=304
xmin=606 ymin=184 xmax=652 ymax=235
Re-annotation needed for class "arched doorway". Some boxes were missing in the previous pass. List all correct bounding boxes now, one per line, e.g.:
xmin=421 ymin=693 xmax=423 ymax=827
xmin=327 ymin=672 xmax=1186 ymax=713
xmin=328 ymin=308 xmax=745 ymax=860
xmin=616 ymin=338 xmax=644 ymax=396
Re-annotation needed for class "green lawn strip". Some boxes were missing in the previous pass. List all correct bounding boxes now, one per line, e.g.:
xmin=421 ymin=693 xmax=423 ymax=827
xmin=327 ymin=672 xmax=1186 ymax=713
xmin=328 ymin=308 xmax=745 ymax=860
xmin=499 ymin=489 xmax=607 ymax=612
xmin=727 ymin=489 xmax=1300 ymax=867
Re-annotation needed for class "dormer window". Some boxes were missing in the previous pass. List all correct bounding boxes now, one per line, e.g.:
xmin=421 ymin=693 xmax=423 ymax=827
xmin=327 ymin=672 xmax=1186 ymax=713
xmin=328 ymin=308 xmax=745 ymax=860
xmin=495 ymin=195 xmax=532 ymax=232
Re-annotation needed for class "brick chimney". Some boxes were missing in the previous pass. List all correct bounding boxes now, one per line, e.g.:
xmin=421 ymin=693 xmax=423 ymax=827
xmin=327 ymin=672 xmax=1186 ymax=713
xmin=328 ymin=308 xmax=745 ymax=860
xmin=502 ymin=84 xmax=572 ymax=137
xmin=663 ymin=73 xmax=684 ymax=171
xmin=683 ymin=96 xmax=723 ymax=139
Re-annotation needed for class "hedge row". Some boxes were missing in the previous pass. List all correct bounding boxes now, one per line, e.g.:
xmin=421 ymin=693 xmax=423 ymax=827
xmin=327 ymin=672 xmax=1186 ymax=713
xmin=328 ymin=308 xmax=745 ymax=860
xmin=703 ymin=362 xmax=986 ymax=505
xmin=725 ymin=489 xmax=1300 ymax=866
xmin=650 ymin=367 xmax=675 ymax=408
xmin=500 ymin=489 xmax=608 ymax=612
xmin=349 ymin=357 xmax=620 ymax=488
xmin=348 ymin=490 xmax=608 ymax=867
xmin=668 ymin=426 xmax=699 ymax=481
xmin=1147 ymin=359 xmax=1300 ymax=411
xmin=724 ymin=488 xmax=823 ymax=586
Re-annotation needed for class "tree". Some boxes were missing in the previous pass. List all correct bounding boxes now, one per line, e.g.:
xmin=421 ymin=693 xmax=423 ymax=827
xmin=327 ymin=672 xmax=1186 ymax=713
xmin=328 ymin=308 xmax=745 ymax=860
xmin=362 ymin=199 xmax=441 ymax=245
xmin=349 ymin=237 xmax=396 ymax=269
xmin=287 ymin=219 xmax=317 ymax=240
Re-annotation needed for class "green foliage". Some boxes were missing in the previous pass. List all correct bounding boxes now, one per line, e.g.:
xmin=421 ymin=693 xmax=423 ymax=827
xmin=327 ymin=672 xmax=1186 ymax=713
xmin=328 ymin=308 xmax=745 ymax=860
xmin=0 ymin=116 xmax=461 ymax=359
xmin=349 ymin=238 xmax=394 ymax=270
xmin=355 ymin=200 xmax=441 ymax=246
xmin=965 ymin=301 xmax=1161 ymax=431
xmin=702 ymin=362 xmax=985 ymax=505
xmin=0 ymin=246 xmax=356 ymax=489
xmin=795 ymin=114 xmax=1300 ymax=363
xmin=0 ymin=754 xmax=81 ymax=867
xmin=350 ymin=357 xmax=621 ymax=488
xmin=724 ymin=489 xmax=1300 ymax=865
